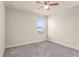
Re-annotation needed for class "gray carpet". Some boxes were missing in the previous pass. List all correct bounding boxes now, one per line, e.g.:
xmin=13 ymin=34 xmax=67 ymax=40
xmin=3 ymin=40 xmax=79 ymax=57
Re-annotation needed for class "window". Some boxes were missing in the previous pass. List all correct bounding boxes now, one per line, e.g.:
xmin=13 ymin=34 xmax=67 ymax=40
xmin=37 ymin=17 xmax=45 ymax=33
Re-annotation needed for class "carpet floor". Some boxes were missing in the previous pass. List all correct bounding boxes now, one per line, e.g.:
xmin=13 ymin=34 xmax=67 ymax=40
xmin=3 ymin=40 xmax=79 ymax=57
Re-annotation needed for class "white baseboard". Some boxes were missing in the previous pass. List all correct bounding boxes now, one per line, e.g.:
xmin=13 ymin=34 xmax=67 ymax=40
xmin=48 ymin=38 xmax=79 ymax=51
xmin=6 ymin=38 xmax=79 ymax=51
xmin=6 ymin=39 xmax=46 ymax=48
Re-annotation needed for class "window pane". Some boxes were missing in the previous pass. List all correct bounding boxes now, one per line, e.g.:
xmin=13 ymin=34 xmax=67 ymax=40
xmin=37 ymin=17 xmax=45 ymax=33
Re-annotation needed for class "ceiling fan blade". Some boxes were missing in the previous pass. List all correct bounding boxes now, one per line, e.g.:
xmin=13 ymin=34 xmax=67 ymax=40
xmin=49 ymin=3 xmax=59 ymax=6
xmin=38 ymin=6 xmax=44 ymax=9
xmin=43 ymin=1 xmax=48 ymax=5
xmin=36 ymin=1 xmax=40 ymax=3
xmin=36 ymin=1 xmax=45 ymax=4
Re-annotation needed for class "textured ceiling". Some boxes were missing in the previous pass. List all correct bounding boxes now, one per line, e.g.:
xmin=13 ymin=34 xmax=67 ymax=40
xmin=5 ymin=1 xmax=79 ymax=15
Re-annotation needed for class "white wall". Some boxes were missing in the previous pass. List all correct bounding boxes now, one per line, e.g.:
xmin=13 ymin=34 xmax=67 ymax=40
xmin=48 ymin=5 xmax=79 ymax=50
xmin=6 ymin=7 xmax=46 ymax=48
xmin=0 ymin=2 xmax=5 ymax=56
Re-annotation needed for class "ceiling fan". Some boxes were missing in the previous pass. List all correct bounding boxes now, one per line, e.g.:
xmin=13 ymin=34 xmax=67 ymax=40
xmin=36 ymin=1 xmax=59 ymax=10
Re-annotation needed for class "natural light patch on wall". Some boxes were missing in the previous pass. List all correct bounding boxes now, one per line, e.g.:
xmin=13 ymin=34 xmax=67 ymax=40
xmin=37 ymin=17 xmax=45 ymax=33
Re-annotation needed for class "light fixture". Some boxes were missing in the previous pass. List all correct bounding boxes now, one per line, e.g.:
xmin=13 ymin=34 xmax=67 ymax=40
xmin=44 ymin=5 xmax=49 ymax=10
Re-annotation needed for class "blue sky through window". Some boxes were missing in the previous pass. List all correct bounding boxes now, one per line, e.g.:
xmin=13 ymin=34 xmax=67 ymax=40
xmin=37 ymin=17 xmax=45 ymax=28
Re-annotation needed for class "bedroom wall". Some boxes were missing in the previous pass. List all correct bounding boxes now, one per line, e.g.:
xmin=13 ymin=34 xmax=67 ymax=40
xmin=6 ymin=7 xmax=46 ymax=48
xmin=0 ymin=2 xmax=5 ymax=56
xmin=48 ymin=5 xmax=79 ymax=50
